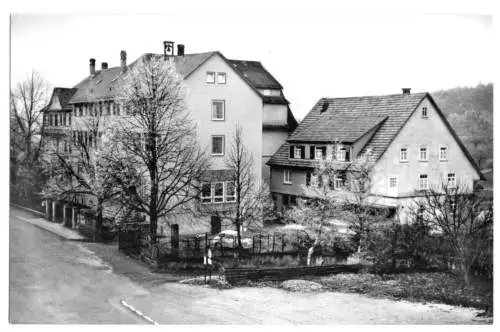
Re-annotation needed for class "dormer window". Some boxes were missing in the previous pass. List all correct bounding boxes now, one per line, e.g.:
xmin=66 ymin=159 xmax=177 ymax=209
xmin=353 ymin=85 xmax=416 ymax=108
xmin=206 ymin=71 xmax=215 ymax=84
xmin=336 ymin=146 xmax=350 ymax=161
xmin=422 ymin=107 xmax=428 ymax=118
xmin=289 ymin=145 xmax=305 ymax=159
xmin=309 ymin=146 xmax=326 ymax=160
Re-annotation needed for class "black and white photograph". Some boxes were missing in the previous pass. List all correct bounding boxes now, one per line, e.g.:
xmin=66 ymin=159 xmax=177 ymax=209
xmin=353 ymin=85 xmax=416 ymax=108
xmin=6 ymin=0 xmax=495 ymax=326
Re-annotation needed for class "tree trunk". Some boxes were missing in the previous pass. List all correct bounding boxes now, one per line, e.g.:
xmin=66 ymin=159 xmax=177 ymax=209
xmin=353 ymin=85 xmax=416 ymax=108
xmin=95 ymin=199 xmax=103 ymax=242
xmin=307 ymin=246 xmax=315 ymax=266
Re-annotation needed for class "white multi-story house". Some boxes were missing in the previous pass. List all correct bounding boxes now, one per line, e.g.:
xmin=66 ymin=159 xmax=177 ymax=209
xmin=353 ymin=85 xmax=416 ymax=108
xmin=42 ymin=41 xmax=297 ymax=234
xmin=267 ymin=89 xmax=483 ymax=222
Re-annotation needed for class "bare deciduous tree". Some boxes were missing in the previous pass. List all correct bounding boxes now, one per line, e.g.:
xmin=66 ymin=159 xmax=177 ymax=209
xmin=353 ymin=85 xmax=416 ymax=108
xmin=41 ymin=116 xmax=120 ymax=240
xmin=413 ymin=181 xmax=493 ymax=286
xmin=10 ymin=71 xmax=50 ymax=197
xmin=109 ymin=56 xmax=210 ymax=249
xmin=223 ymin=125 xmax=274 ymax=248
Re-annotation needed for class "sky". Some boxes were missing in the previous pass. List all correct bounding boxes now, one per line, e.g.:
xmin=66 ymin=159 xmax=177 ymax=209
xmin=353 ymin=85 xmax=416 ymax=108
xmin=10 ymin=12 xmax=493 ymax=121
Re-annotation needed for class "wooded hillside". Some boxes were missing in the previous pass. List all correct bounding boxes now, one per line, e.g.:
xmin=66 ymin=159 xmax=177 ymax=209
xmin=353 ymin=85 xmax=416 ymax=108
xmin=432 ymin=83 xmax=493 ymax=170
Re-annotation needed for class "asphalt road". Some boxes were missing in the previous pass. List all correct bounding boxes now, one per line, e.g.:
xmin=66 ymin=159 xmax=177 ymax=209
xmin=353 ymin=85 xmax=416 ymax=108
xmin=9 ymin=207 xmax=489 ymax=324
xmin=9 ymin=208 xmax=148 ymax=324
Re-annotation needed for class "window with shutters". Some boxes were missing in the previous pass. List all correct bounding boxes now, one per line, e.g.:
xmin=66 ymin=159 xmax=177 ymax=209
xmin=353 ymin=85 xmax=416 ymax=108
xmin=315 ymin=146 xmax=327 ymax=160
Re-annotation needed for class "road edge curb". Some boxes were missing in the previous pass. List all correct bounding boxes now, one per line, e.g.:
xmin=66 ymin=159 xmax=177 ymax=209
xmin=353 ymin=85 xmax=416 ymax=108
xmin=10 ymin=203 xmax=45 ymax=217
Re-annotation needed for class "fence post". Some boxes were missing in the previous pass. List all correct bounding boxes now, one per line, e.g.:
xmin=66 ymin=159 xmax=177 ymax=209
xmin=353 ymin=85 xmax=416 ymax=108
xmin=252 ymin=235 xmax=255 ymax=254
xmin=272 ymin=234 xmax=276 ymax=254
xmin=259 ymin=233 xmax=262 ymax=254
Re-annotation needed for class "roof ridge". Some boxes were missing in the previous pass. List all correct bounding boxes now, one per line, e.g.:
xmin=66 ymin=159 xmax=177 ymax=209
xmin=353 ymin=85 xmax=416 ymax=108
xmin=320 ymin=92 xmax=428 ymax=101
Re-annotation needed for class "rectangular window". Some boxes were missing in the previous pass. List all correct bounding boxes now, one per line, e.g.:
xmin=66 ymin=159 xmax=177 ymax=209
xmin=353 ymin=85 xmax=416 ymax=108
xmin=68 ymin=113 xmax=71 ymax=126
xmin=54 ymin=114 xmax=58 ymax=126
xmin=400 ymin=148 xmax=408 ymax=162
xmin=419 ymin=147 xmax=428 ymax=161
xmin=334 ymin=175 xmax=344 ymax=190
xmin=211 ymin=135 xmax=225 ymax=155
xmin=447 ymin=173 xmax=456 ymax=188
xmin=213 ymin=182 xmax=224 ymax=203
xmin=292 ymin=146 xmax=305 ymax=159
xmin=211 ymin=100 xmax=225 ymax=120
xmin=79 ymin=106 xmax=83 ymax=117
xmin=389 ymin=177 xmax=398 ymax=188
xmin=422 ymin=107 xmax=428 ymax=118
xmin=206 ymin=71 xmax=215 ymax=83
xmin=315 ymin=146 xmax=326 ymax=160
xmin=201 ymin=183 xmax=212 ymax=203
xmin=306 ymin=172 xmax=311 ymax=186
xmin=217 ymin=72 xmax=226 ymax=84
xmin=440 ymin=146 xmax=448 ymax=161
xmin=419 ymin=174 xmax=429 ymax=191
xmin=337 ymin=147 xmax=347 ymax=161
xmin=225 ymin=182 xmax=236 ymax=202
xmin=283 ymin=169 xmax=292 ymax=184
xmin=294 ymin=146 xmax=302 ymax=159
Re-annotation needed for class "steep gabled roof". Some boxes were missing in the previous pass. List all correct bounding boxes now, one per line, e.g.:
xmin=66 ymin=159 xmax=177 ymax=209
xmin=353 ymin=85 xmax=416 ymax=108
xmin=268 ymin=92 xmax=483 ymax=180
xmin=44 ymin=87 xmax=77 ymax=111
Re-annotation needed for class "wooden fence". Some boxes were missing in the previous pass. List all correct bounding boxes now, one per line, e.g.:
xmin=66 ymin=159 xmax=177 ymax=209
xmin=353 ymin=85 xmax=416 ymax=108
xmin=224 ymin=264 xmax=365 ymax=284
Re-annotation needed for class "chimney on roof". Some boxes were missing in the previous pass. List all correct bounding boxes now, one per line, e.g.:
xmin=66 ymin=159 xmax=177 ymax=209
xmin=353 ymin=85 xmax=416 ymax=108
xmin=89 ymin=58 xmax=96 ymax=76
xmin=402 ymin=88 xmax=411 ymax=95
xmin=177 ymin=44 xmax=185 ymax=56
xmin=163 ymin=41 xmax=175 ymax=58
xmin=101 ymin=62 xmax=108 ymax=70
xmin=120 ymin=50 xmax=127 ymax=72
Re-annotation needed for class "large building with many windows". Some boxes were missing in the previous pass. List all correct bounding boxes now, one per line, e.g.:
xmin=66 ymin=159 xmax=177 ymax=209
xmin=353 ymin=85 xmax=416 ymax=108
xmin=267 ymin=89 xmax=483 ymax=222
xmin=42 ymin=41 xmax=297 ymax=234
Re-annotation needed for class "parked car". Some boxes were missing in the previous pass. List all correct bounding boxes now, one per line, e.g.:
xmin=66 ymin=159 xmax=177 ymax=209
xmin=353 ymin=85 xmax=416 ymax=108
xmin=208 ymin=230 xmax=253 ymax=249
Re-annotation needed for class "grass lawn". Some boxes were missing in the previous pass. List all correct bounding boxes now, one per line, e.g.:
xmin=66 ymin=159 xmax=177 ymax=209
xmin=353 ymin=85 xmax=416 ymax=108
xmin=240 ymin=271 xmax=492 ymax=317
xmin=318 ymin=272 xmax=492 ymax=315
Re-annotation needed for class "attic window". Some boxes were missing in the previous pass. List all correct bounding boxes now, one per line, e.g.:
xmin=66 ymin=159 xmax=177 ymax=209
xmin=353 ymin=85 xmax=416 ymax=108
xmin=320 ymin=102 xmax=329 ymax=113
xmin=422 ymin=107 xmax=428 ymax=118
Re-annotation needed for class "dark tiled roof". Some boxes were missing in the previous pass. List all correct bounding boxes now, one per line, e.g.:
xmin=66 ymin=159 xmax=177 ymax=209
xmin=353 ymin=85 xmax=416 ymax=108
xmin=45 ymin=87 xmax=77 ymax=110
xmin=69 ymin=52 xmax=217 ymax=103
xmin=275 ymin=93 xmax=428 ymax=165
xmin=269 ymin=92 xmax=483 ymax=180
xmin=289 ymin=114 xmax=388 ymax=143
xmin=262 ymin=95 xmax=289 ymax=105
xmin=228 ymin=60 xmax=282 ymax=89
xmin=69 ymin=52 xmax=286 ymax=104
